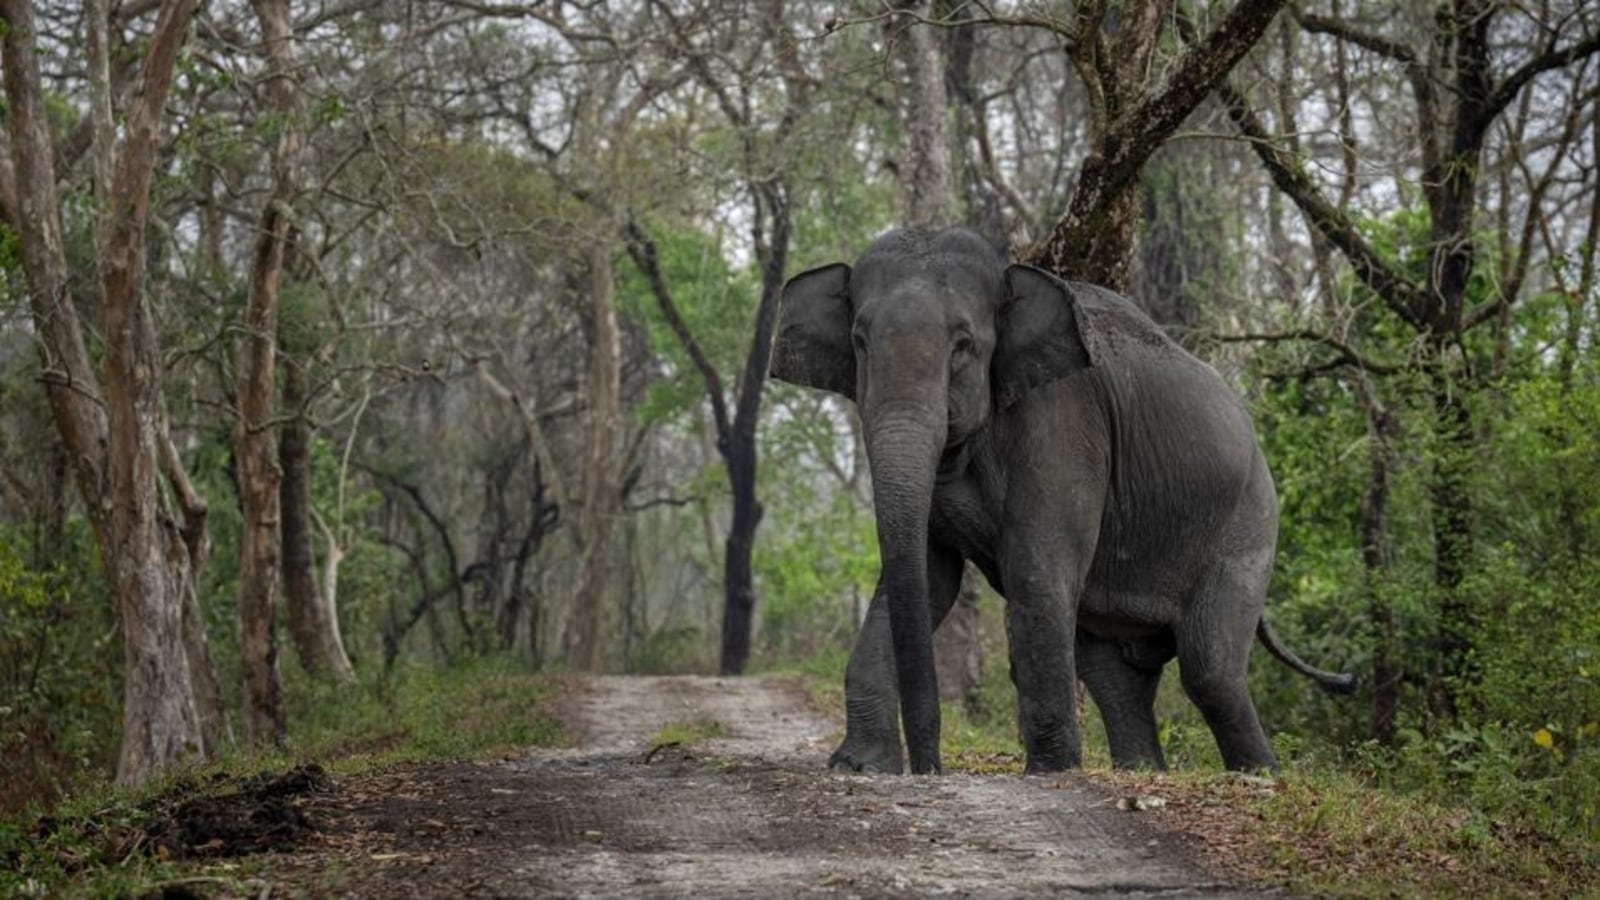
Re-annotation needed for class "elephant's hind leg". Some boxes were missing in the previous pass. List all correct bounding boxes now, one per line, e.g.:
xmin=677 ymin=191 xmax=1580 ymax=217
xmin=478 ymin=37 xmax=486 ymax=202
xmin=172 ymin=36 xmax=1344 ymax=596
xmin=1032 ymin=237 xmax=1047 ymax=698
xmin=1077 ymin=630 xmax=1169 ymax=770
xmin=1176 ymin=572 xmax=1278 ymax=772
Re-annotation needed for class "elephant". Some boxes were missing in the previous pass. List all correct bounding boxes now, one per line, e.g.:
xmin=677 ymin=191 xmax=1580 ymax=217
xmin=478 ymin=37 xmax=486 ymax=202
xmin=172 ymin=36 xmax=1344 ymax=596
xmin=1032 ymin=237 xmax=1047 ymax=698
xmin=770 ymin=226 xmax=1354 ymax=776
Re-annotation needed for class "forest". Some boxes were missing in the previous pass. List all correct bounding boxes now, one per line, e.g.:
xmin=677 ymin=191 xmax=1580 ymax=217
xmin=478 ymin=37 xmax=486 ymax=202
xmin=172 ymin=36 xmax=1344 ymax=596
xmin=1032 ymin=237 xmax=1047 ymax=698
xmin=1 ymin=0 xmax=1598 ymax=889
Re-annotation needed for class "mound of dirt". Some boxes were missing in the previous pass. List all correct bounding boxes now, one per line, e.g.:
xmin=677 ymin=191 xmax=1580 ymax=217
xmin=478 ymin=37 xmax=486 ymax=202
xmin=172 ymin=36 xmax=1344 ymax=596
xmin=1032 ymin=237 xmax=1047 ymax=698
xmin=140 ymin=763 xmax=334 ymax=859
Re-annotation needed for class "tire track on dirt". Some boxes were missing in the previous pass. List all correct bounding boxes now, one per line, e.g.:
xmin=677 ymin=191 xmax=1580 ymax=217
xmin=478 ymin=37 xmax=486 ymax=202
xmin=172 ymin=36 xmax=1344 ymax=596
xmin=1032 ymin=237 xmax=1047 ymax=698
xmin=288 ymin=676 xmax=1270 ymax=898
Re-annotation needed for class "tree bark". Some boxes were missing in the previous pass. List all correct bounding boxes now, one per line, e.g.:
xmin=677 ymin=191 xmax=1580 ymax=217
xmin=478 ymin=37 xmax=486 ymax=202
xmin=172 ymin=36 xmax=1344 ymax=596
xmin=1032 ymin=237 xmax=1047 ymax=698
xmin=720 ymin=183 xmax=790 ymax=676
xmin=3 ymin=0 xmax=213 ymax=785
xmin=233 ymin=0 xmax=304 ymax=745
xmin=889 ymin=2 xmax=956 ymax=228
xmin=281 ymin=361 xmax=356 ymax=681
xmin=565 ymin=241 xmax=622 ymax=672
xmin=1350 ymin=374 xmax=1400 ymax=745
xmin=1026 ymin=0 xmax=1288 ymax=290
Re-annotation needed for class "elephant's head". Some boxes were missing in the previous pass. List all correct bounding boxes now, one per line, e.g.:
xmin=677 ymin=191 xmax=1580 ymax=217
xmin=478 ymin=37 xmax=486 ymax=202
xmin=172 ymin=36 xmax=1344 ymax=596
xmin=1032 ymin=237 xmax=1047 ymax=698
xmin=770 ymin=227 xmax=1098 ymax=772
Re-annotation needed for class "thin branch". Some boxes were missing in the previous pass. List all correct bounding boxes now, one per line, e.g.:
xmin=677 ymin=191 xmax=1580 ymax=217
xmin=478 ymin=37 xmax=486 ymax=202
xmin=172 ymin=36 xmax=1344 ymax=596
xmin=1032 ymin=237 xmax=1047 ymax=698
xmin=468 ymin=358 xmax=574 ymax=518
xmin=1483 ymin=27 xmax=1600 ymax=132
xmin=1212 ymin=328 xmax=1409 ymax=374
xmin=621 ymin=217 xmax=731 ymax=447
xmin=1216 ymin=79 xmax=1429 ymax=330
xmin=1295 ymin=12 xmax=1415 ymax=63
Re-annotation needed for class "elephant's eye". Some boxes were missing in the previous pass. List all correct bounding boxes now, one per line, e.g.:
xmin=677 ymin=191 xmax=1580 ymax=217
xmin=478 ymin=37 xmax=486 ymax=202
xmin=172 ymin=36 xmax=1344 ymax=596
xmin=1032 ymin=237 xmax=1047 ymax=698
xmin=852 ymin=331 xmax=868 ymax=357
xmin=951 ymin=333 xmax=974 ymax=360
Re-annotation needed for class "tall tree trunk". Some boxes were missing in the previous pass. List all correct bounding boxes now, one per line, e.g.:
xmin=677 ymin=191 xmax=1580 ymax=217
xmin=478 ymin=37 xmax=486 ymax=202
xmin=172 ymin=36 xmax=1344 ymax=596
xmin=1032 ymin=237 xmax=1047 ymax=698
xmin=3 ymin=0 xmax=209 ymax=786
xmin=1558 ymin=114 xmax=1600 ymax=559
xmin=889 ymin=2 xmax=956 ymax=228
xmin=565 ymin=241 xmax=622 ymax=672
xmin=234 ymin=0 xmax=304 ymax=745
xmin=281 ymin=361 xmax=356 ymax=681
xmin=718 ymin=183 xmax=790 ymax=676
xmin=99 ymin=0 xmax=206 ymax=783
xmin=720 ymin=436 xmax=761 ymax=675
xmin=1352 ymin=375 xmax=1400 ymax=745
xmin=630 ymin=4 xmax=806 ymax=676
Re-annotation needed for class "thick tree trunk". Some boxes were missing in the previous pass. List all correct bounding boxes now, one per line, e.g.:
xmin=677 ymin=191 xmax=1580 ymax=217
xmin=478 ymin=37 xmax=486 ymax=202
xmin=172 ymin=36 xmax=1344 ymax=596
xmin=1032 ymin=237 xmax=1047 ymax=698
xmin=3 ymin=0 xmax=207 ymax=786
xmin=102 ymin=0 xmax=206 ymax=784
xmin=566 ymin=242 xmax=622 ymax=672
xmin=889 ymin=2 xmax=956 ymax=228
xmin=1028 ymin=0 xmax=1288 ymax=289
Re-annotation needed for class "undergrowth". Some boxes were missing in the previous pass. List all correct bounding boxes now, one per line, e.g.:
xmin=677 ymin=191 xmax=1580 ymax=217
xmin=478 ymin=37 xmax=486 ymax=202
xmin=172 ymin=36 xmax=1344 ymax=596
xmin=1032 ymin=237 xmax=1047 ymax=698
xmin=0 ymin=656 xmax=563 ymax=899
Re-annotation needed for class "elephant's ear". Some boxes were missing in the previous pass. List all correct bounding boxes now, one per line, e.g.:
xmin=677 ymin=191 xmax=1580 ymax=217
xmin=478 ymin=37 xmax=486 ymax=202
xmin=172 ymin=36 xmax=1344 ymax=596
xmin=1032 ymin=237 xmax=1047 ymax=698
xmin=994 ymin=264 xmax=1095 ymax=409
xmin=771 ymin=263 xmax=856 ymax=399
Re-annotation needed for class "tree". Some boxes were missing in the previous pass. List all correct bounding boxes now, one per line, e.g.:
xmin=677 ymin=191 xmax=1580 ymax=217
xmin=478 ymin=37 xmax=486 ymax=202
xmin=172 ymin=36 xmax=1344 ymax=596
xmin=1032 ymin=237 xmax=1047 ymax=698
xmin=1220 ymin=0 xmax=1600 ymax=717
xmin=621 ymin=0 xmax=805 ymax=676
xmin=231 ymin=0 xmax=306 ymax=746
xmin=1023 ymin=0 xmax=1290 ymax=291
xmin=0 ymin=0 xmax=222 ymax=785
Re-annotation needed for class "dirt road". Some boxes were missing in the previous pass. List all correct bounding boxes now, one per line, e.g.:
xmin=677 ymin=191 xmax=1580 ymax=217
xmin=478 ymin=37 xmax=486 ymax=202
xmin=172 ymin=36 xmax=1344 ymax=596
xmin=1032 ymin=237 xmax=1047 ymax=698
xmin=282 ymin=676 xmax=1267 ymax=898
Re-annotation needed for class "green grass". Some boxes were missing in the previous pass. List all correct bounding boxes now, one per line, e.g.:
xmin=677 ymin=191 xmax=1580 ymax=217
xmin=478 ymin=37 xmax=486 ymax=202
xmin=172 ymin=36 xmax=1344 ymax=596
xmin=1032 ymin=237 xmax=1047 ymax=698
xmin=1256 ymin=767 xmax=1596 ymax=897
xmin=279 ymin=656 xmax=566 ymax=769
xmin=0 ymin=656 xmax=565 ymax=899
xmin=649 ymin=720 xmax=728 ymax=750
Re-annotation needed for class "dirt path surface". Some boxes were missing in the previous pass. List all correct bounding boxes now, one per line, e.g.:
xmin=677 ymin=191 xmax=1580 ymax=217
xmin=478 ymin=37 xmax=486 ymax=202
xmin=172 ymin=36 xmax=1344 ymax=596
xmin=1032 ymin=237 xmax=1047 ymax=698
xmin=281 ymin=676 xmax=1270 ymax=898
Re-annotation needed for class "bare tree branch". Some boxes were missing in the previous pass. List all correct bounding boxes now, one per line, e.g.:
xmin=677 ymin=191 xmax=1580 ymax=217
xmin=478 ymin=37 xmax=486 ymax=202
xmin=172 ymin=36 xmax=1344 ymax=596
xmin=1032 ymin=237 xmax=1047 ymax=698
xmin=1216 ymin=79 xmax=1429 ymax=330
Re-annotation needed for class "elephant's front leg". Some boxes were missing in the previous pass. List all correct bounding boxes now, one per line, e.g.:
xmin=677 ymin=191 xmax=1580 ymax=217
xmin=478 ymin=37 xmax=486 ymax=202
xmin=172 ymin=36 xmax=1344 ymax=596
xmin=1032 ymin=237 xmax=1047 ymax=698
xmin=830 ymin=546 xmax=964 ymax=774
xmin=1003 ymin=558 xmax=1083 ymax=773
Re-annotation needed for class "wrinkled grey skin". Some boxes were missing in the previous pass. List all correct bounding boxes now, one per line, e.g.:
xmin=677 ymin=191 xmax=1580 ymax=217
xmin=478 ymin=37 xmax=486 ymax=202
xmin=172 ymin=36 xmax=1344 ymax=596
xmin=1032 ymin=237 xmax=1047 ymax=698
xmin=771 ymin=227 xmax=1353 ymax=776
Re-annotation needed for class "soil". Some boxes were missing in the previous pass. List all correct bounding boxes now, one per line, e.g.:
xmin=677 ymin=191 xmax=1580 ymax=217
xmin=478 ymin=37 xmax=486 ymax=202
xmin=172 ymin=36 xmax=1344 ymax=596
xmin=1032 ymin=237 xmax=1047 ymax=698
xmin=231 ymin=677 xmax=1277 ymax=898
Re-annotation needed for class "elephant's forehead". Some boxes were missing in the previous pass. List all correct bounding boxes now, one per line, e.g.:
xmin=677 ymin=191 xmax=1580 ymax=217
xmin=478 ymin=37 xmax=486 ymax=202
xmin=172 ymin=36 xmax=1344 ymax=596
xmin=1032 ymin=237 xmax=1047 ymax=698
xmin=852 ymin=265 xmax=994 ymax=314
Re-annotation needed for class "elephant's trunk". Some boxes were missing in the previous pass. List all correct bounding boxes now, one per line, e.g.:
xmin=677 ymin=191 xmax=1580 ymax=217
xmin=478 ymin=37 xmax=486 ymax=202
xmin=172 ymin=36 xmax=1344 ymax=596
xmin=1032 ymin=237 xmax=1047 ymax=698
xmin=863 ymin=402 xmax=947 ymax=774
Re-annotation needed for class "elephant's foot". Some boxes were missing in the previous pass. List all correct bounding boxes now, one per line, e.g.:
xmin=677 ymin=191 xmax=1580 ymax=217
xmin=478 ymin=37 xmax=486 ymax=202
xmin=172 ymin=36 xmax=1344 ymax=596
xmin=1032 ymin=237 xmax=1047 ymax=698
xmin=1021 ymin=726 xmax=1082 ymax=774
xmin=1022 ymin=754 xmax=1079 ymax=775
xmin=828 ymin=733 xmax=904 ymax=774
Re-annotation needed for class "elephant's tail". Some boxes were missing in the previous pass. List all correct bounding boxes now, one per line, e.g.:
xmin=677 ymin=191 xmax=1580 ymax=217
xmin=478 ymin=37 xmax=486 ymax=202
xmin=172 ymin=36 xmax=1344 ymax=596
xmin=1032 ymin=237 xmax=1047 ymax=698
xmin=1255 ymin=619 xmax=1359 ymax=695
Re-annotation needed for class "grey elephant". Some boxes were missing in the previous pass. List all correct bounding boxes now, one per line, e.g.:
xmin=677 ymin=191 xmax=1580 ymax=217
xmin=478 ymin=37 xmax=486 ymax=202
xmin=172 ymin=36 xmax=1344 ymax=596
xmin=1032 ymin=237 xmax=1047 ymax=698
xmin=771 ymin=227 xmax=1353 ymax=775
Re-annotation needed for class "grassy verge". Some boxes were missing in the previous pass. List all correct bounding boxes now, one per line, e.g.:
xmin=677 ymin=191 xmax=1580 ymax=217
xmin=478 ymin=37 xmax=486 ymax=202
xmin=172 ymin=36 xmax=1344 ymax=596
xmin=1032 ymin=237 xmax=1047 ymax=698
xmin=0 ymin=657 xmax=564 ymax=899
xmin=793 ymin=646 xmax=1597 ymax=897
xmin=1096 ymin=764 xmax=1599 ymax=898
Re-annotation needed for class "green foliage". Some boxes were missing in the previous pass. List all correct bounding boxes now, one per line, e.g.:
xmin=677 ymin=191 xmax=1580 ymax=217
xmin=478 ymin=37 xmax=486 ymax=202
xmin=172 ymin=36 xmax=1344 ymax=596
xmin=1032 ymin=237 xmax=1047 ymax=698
xmin=754 ymin=488 xmax=876 ymax=660
xmin=615 ymin=223 xmax=759 ymax=424
xmin=1257 ymin=763 xmax=1596 ymax=897
xmin=0 ymin=523 xmax=119 ymax=814
xmin=281 ymin=656 xmax=564 ymax=764
xmin=1240 ymin=205 xmax=1600 ymax=859
xmin=750 ymin=393 xmax=879 ymax=664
